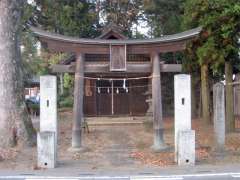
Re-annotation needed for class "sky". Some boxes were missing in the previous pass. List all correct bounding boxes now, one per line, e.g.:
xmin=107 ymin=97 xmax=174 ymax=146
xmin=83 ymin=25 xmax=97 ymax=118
xmin=27 ymin=0 xmax=34 ymax=5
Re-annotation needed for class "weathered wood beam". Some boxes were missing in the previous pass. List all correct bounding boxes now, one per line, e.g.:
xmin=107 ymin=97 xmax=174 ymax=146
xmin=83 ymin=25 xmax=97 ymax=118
xmin=128 ymin=42 xmax=186 ymax=54
xmin=51 ymin=63 xmax=182 ymax=74
xmin=71 ymin=53 xmax=84 ymax=150
xmin=42 ymin=38 xmax=187 ymax=54
xmin=52 ymin=64 xmax=73 ymax=73
xmin=161 ymin=64 xmax=182 ymax=72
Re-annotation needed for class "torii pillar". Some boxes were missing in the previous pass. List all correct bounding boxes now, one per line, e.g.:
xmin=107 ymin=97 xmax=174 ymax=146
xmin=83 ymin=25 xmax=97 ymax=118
xmin=151 ymin=52 xmax=168 ymax=151
xmin=69 ymin=53 xmax=85 ymax=151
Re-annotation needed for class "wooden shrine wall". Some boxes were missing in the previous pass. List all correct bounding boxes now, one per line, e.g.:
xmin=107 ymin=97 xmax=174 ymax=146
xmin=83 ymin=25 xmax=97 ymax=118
xmin=96 ymin=80 xmax=112 ymax=116
xmin=83 ymin=79 xmax=148 ymax=116
xmin=83 ymin=77 xmax=176 ymax=117
xmin=83 ymin=79 xmax=97 ymax=115
xmin=129 ymin=79 xmax=148 ymax=116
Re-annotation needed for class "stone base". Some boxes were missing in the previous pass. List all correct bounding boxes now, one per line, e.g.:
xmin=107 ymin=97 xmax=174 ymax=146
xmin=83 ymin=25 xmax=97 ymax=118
xmin=212 ymin=145 xmax=225 ymax=153
xmin=151 ymin=144 xmax=171 ymax=153
xmin=37 ymin=131 xmax=56 ymax=169
xmin=211 ymin=147 xmax=226 ymax=159
xmin=72 ymin=129 xmax=82 ymax=148
xmin=177 ymin=130 xmax=195 ymax=166
xmin=152 ymin=128 xmax=169 ymax=152
xmin=68 ymin=147 xmax=88 ymax=153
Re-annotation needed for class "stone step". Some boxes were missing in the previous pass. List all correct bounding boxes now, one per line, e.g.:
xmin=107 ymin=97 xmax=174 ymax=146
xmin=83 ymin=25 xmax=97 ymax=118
xmin=85 ymin=117 xmax=148 ymax=126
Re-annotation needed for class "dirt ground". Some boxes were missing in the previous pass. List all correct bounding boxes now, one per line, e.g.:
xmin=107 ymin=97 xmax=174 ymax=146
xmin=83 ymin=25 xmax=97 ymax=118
xmin=1 ymin=109 xmax=240 ymax=171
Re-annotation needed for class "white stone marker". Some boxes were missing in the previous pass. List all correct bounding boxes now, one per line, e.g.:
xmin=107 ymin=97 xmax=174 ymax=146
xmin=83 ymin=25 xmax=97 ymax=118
xmin=178 ymin=130 xmax=195 ymax=166
xmin=39 ymin=75 xmax=57 ymax=168
xmin=37 ymin=131 xmax=56 ymax=168
xmin=40 ymin=75 xmax=57 ymax=134
xmin=213 ymin=82 xmax=225 ymax=150
xmin=174 ymin=74 xmax=191 ymax=162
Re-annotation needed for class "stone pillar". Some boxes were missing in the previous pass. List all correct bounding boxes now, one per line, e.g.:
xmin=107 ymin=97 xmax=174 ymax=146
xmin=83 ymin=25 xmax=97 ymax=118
xmin=213 ymin=82 xmax=225 ymax=151
xmin=144 ymin=83 xmax=153 ymax=117
xmin=39 ymin=75 xmax=57 ymax=168
xmin=40 ymin=76 xmax=57 ymax=147
xmin=37 ymin=131 xmax=56 ymax=168
xmin=151 ymin=52 xmax=167 ymax=151
xmin=234 ymin=74 xmax=240 ymax=116
xmin=174 ymin=74 xmax=191 ymax=161
xmin=178 ymin=130 xmax=195 ymax=166
xmin=40 ymin=75 xmax=58 ymax=134
xmin=71 ymin=53 xmax=85 ymax=151
xmin=59 ymin=73 xmax=64 ymax=95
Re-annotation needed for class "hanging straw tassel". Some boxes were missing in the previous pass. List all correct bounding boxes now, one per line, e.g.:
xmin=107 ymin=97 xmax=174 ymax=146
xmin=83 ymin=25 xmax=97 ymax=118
xmin=123 ymin=78 xmax=126 ymax=89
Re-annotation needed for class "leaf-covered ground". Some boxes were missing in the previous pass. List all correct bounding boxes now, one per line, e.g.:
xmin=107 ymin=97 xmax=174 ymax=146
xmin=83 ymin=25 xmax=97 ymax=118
xmin=0 ymin=110 xmax=240 ymax=170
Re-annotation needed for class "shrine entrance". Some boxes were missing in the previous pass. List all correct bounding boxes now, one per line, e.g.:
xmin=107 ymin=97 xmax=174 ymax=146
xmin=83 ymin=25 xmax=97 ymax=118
xmin=84 ymin=77 xmax=149 ymax=116
xmin=31 ymin=24 xmax=201 ymax=151
xmin=96 ymin=79 xmax=130 ymax=116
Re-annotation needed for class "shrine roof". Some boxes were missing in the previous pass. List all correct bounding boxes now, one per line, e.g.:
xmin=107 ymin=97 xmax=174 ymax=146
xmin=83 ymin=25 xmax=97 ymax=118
xmin=31 ymin=26 xmax=202 ymax=45
xmin=97 ymin=23 xmax=128 ymax=40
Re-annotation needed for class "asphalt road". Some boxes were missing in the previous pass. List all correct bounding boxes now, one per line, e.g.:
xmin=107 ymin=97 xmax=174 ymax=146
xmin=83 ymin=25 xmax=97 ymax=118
xmin=1 ymin=173 xmax=240 ymax=180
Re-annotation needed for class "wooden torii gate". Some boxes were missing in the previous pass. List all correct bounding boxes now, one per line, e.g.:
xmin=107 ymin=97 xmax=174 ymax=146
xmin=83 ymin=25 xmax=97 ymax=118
xmin=31 ymin=26 xmax=201 ymax=151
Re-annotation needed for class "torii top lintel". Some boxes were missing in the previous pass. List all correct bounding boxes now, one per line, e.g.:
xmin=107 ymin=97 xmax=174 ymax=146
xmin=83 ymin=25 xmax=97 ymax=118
xmin=31 ymin=26 xmax=202 ymax=55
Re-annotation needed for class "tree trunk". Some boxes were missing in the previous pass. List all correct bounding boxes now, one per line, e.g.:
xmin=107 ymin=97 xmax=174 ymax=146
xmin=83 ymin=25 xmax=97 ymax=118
xmin=198 ymin=86 xmax=202 ymax=118
xmin=191 ymin=73 xmax=197 ymax=118
xmin=201 ymin=64 xmax=211 ymax=124
xmin=225 ymin=61 xmax=234 ymax=132
xmin=0 ymin=0 xmax=36 ymax=148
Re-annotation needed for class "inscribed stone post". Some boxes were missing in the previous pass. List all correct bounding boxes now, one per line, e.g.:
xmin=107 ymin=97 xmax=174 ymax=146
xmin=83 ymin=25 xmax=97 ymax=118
xmin=178 ymin=130 xmax=195 ymax=166
xmin=40 ymin=75 xmax=57 ymax=164
xmin=213 ymin=82 xmax=225 ymax=150
xmin=40 ymin=75 xmax=57 ymax=134
xmin=37 ymin=131 xmax=56 ymax=168
xmin=174 ymin=74 xmax=191 ymax=161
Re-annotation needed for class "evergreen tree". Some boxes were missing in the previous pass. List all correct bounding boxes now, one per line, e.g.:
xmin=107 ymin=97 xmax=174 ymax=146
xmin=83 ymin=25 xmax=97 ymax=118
xmin=24 ymin=0 xmax=102 ymax=100
xmin=143 ymin=0 xmax=184 ymax=37
xmin=33 ymin=0 xmax=100 ymax=38
xmin=183 ymin=0 xmax=240 ymax=127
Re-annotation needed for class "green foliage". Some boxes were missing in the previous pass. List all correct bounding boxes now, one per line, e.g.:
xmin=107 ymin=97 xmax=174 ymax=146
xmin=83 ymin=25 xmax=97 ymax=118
xmin=41 ymin=52 xmax=67 ymax=74
xmin=21 ymin=0 xmax=102 ymax=79
xmin=183 ymin=0 xmax=240 ymax=74
xmin=58 ymin=92 xmax=74 ymax=108
xmin=143 ymin=0 xmax=184 ymax=36
xmin=59 ymin=96 xmax=74 ymax=108
xmin=160 ymin=52 xmax=184 ymax=64
xmin=21 ymin=30 xmax=41 ymax=79
xmin=21 ymin=2 xmax=68 ymax=78
xmin=63 ymin=73 xmax=74 ymax=91
xmin=27 ymin=103 xmax=39 ymax=111
xmin=33 ymin=0 xmax=100 ymax=37
xmin=23 ymin=1 xmax=101 ymax=107
xmin=59 ymin=73 xmax=74 ymax=108
xmin=20 ymin=2 xmax=39 ymax=80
